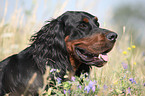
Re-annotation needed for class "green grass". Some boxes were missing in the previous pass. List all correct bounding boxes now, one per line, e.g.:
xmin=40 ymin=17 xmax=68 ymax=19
xmin=37 ymin=41 xmax=145 ymax=96
xmin=0 ymin=1 xmax=145 ymax=96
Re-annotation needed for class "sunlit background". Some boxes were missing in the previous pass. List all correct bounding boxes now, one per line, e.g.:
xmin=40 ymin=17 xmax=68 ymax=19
xmin=0 ymin=0 xmax=145 ymax=95
xmin=1 ymin=0 xmax=145 ymax=49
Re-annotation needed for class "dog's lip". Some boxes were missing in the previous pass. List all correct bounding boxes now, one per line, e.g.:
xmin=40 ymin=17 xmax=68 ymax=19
xmin=74 ymin=47 xmax=108 ymax=67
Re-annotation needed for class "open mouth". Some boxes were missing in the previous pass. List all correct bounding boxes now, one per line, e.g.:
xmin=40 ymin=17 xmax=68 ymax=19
xmin=75 ymin=47 xmax=108 ymax=67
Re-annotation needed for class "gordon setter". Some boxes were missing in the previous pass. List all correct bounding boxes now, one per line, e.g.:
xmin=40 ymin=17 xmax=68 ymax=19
xmin=0 ymin=11 xmax=117 ymax=95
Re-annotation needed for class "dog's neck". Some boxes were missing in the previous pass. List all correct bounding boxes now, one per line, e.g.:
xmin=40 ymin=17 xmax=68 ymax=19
xmin=69 ymin=54 xmax=81 ymax=72
xmin=68 ymin=54 xmax=82 ymax=79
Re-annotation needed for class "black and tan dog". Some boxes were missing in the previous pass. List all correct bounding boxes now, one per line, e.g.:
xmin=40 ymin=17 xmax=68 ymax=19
xmin=0 ymin=11 xmax=117 ymax=95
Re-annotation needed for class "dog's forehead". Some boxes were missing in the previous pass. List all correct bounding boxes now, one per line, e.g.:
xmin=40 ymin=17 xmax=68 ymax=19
xmin=63 ymin=11 xmax=96 ymax=21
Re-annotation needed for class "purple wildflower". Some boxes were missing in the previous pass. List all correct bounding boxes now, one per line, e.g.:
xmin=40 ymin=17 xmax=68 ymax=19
xmin=129 ymin=78 xmax=133 ymax=81
xmin=92 ymin=86 xmax=96 ymax=92
xmin=129 ymin=78 xmax=136 ymax=84
xmin=64 ymin=90 xmax=66 ymax=94
xmin=50 ymin=69 xmax=56 ymax=73
xmin=78 ymin=85 xmax=82 ymax=89
xmin=143 ymin=83 xmax=145 ymax=86
xmin=128 ymin=87 xmax=131 ymax=94
xmin=71 ymin=76 xmax=75 ymax=81
xmin=64 ymin=89 xmax=71 ymax=94
xmin=57 ymin=77 xmax=62 ymax=84
xmin=84 ymin=86 xmax=91 ymax=93
xmin=134 ymin=80 xmax=136 ymax=84
xmin=89 ymin=80 xmax=96 ymax=87
xmin=88 ymin=81 xmax=94 ymax=87
xmin=103 ymin=84 xmax=108 ymax=90
xmin=84 ymin=80 xmax=96 ymax=93
xmin=121 ymin=62 xmax=128 ymax=69
xmin=68 ymin=89 xmax=71 ymax=94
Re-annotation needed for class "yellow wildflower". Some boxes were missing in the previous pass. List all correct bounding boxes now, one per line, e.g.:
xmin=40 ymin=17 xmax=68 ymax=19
xmin=123 ymin=51 xmax=127 ymax=55
xmin=127 ymin=47 xmax=131 ymax=50
xmin=132 ymin=45 xmax=136 ymax=48
xmin=133 ymin=62 xmax=136 ymax=65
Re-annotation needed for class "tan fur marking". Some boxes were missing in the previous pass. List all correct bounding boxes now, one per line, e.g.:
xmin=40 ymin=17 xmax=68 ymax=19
xmin=95 ymin=17 xmax=98 ymax=21
xmin=83 ymin=18 xmax=89 ymax=23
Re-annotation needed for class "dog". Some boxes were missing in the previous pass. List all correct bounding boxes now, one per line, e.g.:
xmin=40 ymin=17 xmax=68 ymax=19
xmin=0 ymin=11 xmax=117 ymax=95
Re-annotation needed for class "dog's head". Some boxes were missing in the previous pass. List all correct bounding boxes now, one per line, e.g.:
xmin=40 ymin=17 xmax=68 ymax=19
xmin=31 ymin=11 xmax=117 ymax=75
xmin=58 ymin=11 xmax=118 ymax=69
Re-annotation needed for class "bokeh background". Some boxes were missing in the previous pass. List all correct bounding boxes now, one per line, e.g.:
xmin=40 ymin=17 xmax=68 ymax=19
xmin=0 ymin=0 xmax=145 ymax=59
xmin=0 ymin=0 xmax=145 ymax=95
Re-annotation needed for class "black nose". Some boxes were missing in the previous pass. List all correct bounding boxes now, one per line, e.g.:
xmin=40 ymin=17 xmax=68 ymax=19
xmin=106 ymin=32 xmax=117 ymax=41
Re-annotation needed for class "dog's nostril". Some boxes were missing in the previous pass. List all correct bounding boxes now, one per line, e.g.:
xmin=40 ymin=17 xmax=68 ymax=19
xmin=107 ymin=32 xmax=117 ymax=41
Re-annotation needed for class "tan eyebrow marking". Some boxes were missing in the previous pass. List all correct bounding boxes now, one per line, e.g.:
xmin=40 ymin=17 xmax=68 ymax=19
xmin=83 ymin=18 xmax=89 ymax=23
xmin=94 ymin=17 xmax=98 ymax=21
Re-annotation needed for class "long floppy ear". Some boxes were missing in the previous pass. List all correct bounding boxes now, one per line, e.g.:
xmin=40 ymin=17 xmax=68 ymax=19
xmin=30 ymin=19 xmax=73 ymax=77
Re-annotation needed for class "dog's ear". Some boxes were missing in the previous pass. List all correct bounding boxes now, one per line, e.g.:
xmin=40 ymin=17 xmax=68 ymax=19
xmin=30 ymin=19 xmax=73 ymax=76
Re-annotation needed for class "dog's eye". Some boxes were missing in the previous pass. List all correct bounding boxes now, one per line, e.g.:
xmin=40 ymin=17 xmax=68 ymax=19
xmin=96 ymin=22 xmax=100 ymax=27
xmin=77 ymin=23 xmax=87 ymax=29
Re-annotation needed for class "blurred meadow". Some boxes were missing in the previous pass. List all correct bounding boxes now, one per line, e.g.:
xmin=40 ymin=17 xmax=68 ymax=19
xmin=0 ymin=0 xmax=145 ymax=95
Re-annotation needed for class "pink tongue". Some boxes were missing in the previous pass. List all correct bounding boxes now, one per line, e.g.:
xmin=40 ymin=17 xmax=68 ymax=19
xmin=100 ymin=54 xmax=108 ymax=61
